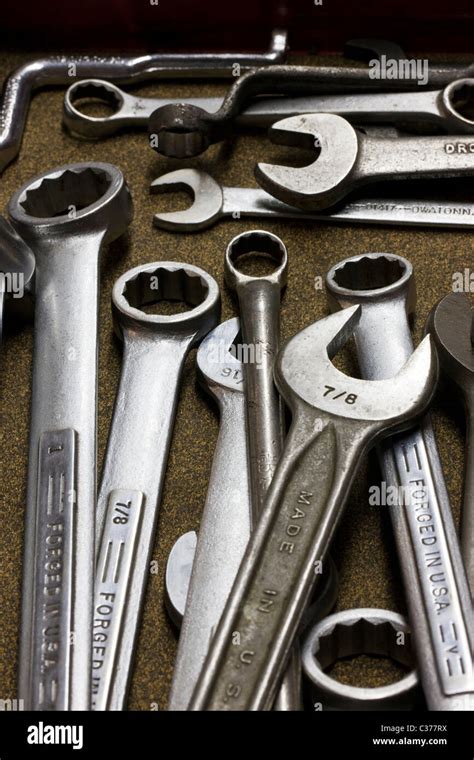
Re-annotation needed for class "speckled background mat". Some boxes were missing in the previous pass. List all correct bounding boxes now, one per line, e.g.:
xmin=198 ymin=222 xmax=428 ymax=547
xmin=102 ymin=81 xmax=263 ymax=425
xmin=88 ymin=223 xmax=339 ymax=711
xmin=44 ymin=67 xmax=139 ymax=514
xmin=0 ymin=50 xmax=470 ymax=710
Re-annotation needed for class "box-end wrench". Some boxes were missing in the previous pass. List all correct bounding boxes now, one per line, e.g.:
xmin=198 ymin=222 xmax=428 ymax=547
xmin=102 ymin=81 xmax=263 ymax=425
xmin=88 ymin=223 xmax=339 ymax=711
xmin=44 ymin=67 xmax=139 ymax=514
xmin=64 ymin=77 xmax=474 ymax=140
xmin=326 ymin=253 xmax=474 ymax=710
xmin=0 ymin=29 xmax=287 ymax=173
xmin=151 ymin=168 xmax=474 ymax=232
xmin=148 ymin=67 xmax=474 ymax=158
xmin=189 ymin=306 xmax=437 ymax=710
xmin=427 ymin=293 xmax=474 ymax=593
xmin=0 ymin=217 xmax=35 ymax=348
xmin=8 ymin=162 xmax=133 ymax=711
xmin=93 ymin=262 xmax=220 ymax=711
xmin=255 ymin=113 xmax=474 ymax=211
xmin=169 ymin=317 xmax=251 ymax=710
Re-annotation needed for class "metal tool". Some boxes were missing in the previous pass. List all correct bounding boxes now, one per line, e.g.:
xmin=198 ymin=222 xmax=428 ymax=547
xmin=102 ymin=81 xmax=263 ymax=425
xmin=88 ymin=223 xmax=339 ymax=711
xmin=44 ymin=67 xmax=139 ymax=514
xmin=302 ymin=609 xmax=419 ymax=710
xmin=0 ymin=30 xmax=287 ymax=173
xmin=255 ymin=113 xmax=474 ymax=211
xmin=148 ymin=66 xmax=474 ymax=158
xmin=63 ymin=76 xmax=474 ymax=140
xmin=427 ymin=292 xmax=474 ymax=593
xmin=151 ymin=168 xmax=474 ymax=232
xmin=8 ymin=162 xmax=133 ymax=711
xmin=0 ymin=217 xmax=35 ymax=347
xmin=169 ymin=317 xmax=251 ymax=710
xmin=189 ymin=306 xmax=437 ymax=710
xmin=92 ymin=262 xmax=220 ymax=711
xmin=326 ymin=253 xmax=474 ymax=710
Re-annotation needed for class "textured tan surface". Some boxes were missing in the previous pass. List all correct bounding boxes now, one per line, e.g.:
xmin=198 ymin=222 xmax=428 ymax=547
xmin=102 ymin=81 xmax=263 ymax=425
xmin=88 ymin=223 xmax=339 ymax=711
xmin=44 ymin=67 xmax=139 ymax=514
xmin=0 ymin=50 xmax=469 ymax=710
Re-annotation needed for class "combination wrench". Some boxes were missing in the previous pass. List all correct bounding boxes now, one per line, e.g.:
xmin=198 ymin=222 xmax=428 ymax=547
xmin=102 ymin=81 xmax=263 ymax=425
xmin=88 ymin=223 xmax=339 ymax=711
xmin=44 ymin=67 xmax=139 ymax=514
xmin=169 ymin=317 xmax=252 ymax=710
xmin=8 ymin=162 xmax=133 ymax=711
xmin=427 ymin=293 xmax=474 ymax=593
xmin=326 ymin=253 xmax=474 ymax=709
xmin=255 ymin=113 xmax=474 ymax=211
xmin=151 ymin=168 xmax=474 ymax=232
xmin=188 ymin=306 xmax=437 ymax=710
xmin=0 ymin=29 xmax=287 ymax=172
xmin=64 ymin=76 xmax=474 ymax=140
xmin=92 ymin=262 xmax=220 ymax=711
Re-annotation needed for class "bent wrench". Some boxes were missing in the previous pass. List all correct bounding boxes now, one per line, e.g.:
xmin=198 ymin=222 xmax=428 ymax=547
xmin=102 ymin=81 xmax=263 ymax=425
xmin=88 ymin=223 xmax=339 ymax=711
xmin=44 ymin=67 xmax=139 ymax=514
xmin=8 ymin=163 xmax=133 ymax=711
xmin=326 ymin=253 xmax=474 ymax=710
xmin=64 ymin=77 xmax=474 ymax=139
xmin=92 ymin=262 xmax=220 ymax=711
xmin=256 ymin=113 xmax=474 ymax=211
xmin=189 ymin=306 xmax=437 ymax=710
xmin=169 ymin=318 xmax=251 ymax=710
xmin=151 ymin=168 xmax=474 ymax=232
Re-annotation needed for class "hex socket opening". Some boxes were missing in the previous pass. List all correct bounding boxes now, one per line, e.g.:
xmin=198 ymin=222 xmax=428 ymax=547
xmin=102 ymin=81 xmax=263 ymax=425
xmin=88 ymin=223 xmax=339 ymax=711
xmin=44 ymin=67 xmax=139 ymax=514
xmin=122 ymin=266 xmax=210 ymax=316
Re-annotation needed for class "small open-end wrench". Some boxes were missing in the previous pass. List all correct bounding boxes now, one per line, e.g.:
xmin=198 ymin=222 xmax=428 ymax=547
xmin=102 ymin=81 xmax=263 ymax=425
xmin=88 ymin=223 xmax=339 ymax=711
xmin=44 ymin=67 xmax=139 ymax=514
xmin=0 ymin=217 xmax=35 ymax=348
xmin=326 ymin=253 xmax=474 ymax=710
xmin=189 ymin=306 xmax=437 ymax=710
xmin=151 ymin=168 xmax=474 ymax=232
xmin=92 ymin=262 xmax=220 ymax=711
xmin=255 ymin=113 xmax=474 ymax=211
xmin=8 ymin=163 xmax=133 ymax=711
xmin=64 ymin=77 xmax=474 ymax=140
xmin=427 ymin=293 xmax=474 ymax=593
xmin=169 ymin=318 xmax=251 ymax=710
xmin=148 ymin=67 xmax=474 ymax=158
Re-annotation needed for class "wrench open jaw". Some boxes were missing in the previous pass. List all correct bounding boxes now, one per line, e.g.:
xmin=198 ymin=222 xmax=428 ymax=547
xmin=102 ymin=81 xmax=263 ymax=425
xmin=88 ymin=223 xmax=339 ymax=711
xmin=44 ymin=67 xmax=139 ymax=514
xmin=151 ymin=169 xmax=224 ymax=232
xmin=189 ymin=306 xmax=437 ymax=711
xmin=256 ymin=112 xmax=474 ymax=212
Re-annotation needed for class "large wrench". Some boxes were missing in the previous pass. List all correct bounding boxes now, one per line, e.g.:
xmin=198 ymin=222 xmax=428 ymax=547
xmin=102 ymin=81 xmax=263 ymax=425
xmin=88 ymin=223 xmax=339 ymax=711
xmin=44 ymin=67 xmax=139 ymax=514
xmin=169 ymin=318 xmax=251 ymax=710
xmin=0 ymin=29 xmax=287 ymax=172
xmin=189 ymin=306 xmax=437 ymax=710
xmin=326 ymin=253 xmax=474 ymax=710
xmin=64 ymin=77 xmax=474 ymax=139
xmin=92 ymin=262 xmax=220 ymax=711
xmin=151 ymin=168 xmax=474 ymax=232
xmin=8 ymin=162 xmax=133 ymax=711
xmin=256 ymin=113 xmax=474 ymax=211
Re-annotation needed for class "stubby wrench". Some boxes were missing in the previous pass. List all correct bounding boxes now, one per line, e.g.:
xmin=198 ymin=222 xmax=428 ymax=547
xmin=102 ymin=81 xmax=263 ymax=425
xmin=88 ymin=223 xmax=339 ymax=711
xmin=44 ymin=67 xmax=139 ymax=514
xmin=189 ymin=306 xmax=437 ymax=710
xmin=326 ymin=253 xmax=474 ymax=710
xmin=151 ymin=168 xmax=474 ymax=232
xmin=169 ymin=318 xmax=251 ymax=710
xmin=64 ymin=76 xmax=474 ymax=139
xmin=427 ymin=293 xmax=474 ymax=592
xmin=92 ymin=262 xmax=220 ymax=711
xmin=8 ymin=162 xmax=133 ymax=711
xmin=255 ymin=113 xmax=474 ymax=211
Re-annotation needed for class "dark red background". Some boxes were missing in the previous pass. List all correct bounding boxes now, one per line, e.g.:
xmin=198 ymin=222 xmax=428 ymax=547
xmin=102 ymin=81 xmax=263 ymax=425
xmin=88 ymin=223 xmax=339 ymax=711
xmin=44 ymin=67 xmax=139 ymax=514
xmin=1 ymin=0 xmax=473 ymax=53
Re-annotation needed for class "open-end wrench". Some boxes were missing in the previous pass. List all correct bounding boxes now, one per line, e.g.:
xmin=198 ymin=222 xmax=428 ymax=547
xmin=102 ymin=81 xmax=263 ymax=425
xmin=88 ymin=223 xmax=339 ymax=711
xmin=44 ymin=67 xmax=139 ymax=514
xmin=0 ymin=217 xmax=35 ymax=348
xmin=8 ymin=163 xmax=133 ymax=711
xmin=326 ymin=253 xmax=474 ymax=710
xmin=148 ymin=66 xmax=474 ymax=158
xmin=92 ymin=262 xmax=220 ymax=711
xmin=64 ymin=77 xmax=474 ymax=140
xmin=427 ymin=293 xmax=474 ymax=593
xmin=189 ymin=306 xmax=437 ymax=710
xmin=151 ymin=168 xmax=474 ymax=232
xmin=255 ymin=113 xmax=474 ymax=211
xmin=169 ymin=317 xmax=251 ymax=710
xmin=0 ymin=29 xmax=287 ymax=173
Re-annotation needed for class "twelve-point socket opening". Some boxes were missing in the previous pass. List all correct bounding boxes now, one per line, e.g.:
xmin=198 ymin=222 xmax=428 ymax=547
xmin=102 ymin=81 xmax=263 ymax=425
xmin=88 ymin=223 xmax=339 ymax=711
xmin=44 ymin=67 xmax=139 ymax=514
xmin=69 ymin=81 xmax=123 ymax=118
xmin=447 ymin=80 xmax=474 ymax=124
xmin=331 ymin=255 xmax=408 ymax=292
xmin=20 ymin=167 xmax=111 ymax=218
xmin=122 ymin=266 xmax=210 ymax=316
xmin=227 ymin=231 xmax=286 ymax=278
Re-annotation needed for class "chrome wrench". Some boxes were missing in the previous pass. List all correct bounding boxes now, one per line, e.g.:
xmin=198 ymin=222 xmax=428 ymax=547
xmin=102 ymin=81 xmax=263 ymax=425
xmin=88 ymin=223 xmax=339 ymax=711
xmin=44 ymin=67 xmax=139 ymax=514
xmin=189 ymin=306 xmax=437 ymax=710
xmin=151 ymin=168 xmax=474 ymax=232
xmin=8 ymin=162 xmax=133 ymax=711
xmin=92 ymin=262 xmax=220 ymax=711
xmin=326 ymin=252 xmax=474 ymax=709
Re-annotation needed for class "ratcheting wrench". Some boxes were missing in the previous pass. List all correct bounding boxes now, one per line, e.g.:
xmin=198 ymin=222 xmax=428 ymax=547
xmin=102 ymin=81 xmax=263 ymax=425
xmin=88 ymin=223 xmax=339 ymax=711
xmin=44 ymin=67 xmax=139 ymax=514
xmin=64 ymin=77 xmax=474 ymax=139
xmin=151 ymin=168 xmax=474 ymax=232
xmin=326 ymin=253 xmax=474 ymax=710
xmin=188 ymin=306 xmax=437 ymax=710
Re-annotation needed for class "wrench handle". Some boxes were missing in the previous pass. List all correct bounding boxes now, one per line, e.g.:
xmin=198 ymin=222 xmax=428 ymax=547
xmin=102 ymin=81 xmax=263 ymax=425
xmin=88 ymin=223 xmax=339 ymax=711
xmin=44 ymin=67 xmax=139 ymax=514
xmin=462 ymin=403 xmax=474 ymax=593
